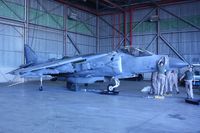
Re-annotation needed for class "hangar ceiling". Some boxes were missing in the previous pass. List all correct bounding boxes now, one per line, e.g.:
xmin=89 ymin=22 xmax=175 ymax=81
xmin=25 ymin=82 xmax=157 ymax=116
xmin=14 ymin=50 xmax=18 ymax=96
xmin=64 ymin=0 xmax=156 ymax=10
xmin=56 ymin=0 xmax=194 ymax=15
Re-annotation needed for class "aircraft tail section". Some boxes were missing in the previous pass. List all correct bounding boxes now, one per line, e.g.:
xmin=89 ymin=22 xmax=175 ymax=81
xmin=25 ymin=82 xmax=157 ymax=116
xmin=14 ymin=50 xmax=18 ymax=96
xmin=24 ymin=45 xmax=38 ymax=64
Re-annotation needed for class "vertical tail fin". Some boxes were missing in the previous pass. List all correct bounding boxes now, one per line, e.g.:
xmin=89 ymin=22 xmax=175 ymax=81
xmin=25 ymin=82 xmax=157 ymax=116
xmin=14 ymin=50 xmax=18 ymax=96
xmin=24 ymin=45 xmax=38 ymax=64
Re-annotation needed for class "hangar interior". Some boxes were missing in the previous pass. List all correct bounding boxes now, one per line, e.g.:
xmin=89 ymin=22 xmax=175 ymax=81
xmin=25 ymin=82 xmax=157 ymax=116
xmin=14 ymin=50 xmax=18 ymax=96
xmin=0 ymin=0 xmax=200 ymax=82
xmin=0 ymin=0 xmax=200 ymax=133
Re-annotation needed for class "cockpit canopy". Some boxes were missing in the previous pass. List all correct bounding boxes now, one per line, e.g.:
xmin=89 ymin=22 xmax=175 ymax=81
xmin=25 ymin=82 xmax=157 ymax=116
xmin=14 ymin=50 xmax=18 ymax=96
xmin=119 ymin=47 xmax=153 ymax=57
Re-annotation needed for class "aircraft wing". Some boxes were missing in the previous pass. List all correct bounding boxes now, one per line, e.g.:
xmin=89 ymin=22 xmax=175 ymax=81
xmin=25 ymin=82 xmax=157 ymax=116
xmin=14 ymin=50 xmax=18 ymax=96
xmin=11 ymin=57 xmax=85 ymax=76
xmin=10 ymin=53 xmax=109 ymax=77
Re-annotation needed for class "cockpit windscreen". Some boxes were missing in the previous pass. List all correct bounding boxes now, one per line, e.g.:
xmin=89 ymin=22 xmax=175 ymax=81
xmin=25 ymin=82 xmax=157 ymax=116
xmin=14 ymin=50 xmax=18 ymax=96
xmin=119 ymin=47 xmax=153 ymax=56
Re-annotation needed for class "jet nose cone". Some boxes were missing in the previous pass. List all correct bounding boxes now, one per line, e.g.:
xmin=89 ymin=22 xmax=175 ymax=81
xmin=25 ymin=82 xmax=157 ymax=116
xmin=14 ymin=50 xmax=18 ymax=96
xmin=169 ymin=57 xmax=188 ymax=68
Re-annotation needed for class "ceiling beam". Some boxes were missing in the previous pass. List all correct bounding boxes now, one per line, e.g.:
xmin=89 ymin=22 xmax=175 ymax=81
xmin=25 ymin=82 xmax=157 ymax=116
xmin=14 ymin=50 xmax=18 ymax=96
xmin=100 ymin=0 xmax=198 ymax=15
xmin=55 ymin=0 xmax=98 ymax=15
xmin=124 ymin=0 xmax=197 ymax=10
xmin=101 ymin=0 xmax=125 ymax=12
xmin=87 ymin=0 xmax=109 ymax=9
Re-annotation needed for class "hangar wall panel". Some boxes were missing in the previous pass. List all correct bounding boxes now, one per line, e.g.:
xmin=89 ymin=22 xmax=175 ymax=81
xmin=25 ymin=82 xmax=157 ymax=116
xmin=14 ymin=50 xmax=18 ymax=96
xmin=0 ymin=24 xmax=23 ymax=82
xmin=99 ymin=14 xmax=123 ymax=51
xmin=28 ymin=27 xmax=63 ymax=60
xmin=0 ymin=0 xmax=97 ymax=82
xmin=99 ymin=1 xmax=200 ymax=64
xmin=66 ymin=7 xmax=97 ymax=56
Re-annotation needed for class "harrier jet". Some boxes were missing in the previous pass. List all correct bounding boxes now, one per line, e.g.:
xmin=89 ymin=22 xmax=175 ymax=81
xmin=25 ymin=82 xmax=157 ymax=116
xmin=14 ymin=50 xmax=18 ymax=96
xmin=9 ymin=45 xmax=188 ymax=92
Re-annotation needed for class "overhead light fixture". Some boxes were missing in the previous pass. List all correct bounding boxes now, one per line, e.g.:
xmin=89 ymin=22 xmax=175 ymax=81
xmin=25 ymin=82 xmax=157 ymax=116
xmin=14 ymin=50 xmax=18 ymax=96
xmin=149 ymin=15 xmax=159 ymax=22
xmin=68 ymin=11 xmax=77 ymax=20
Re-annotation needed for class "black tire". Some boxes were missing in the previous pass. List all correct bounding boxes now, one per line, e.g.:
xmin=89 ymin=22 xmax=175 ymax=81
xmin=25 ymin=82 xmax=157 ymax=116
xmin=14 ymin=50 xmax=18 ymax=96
xmin=66 ymin=82 xmax=73 ymax=90
xmin=107 ymin=84 xmax=115 ymax=92
xmin=84 ymin=83 xmax=88 ymax=87
xmin=66 ymin=82 xmax=78 ymax=91
xmin=50 ymin=77 xmax=57 ymax=81
xmin=137 ymin=74 xmax=143 ymax=81
xmin=39 ymin=86 xmax=43 ymax=91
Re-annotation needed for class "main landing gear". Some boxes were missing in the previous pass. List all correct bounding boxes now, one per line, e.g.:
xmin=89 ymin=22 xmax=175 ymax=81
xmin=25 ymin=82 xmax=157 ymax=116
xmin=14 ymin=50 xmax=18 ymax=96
xmin=39 ymin=77 xmax=43 ymax=91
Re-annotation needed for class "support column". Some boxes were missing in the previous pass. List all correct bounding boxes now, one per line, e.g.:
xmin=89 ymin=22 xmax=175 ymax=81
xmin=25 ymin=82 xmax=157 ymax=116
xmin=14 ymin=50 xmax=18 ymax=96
xmin=96 ymin=0 xmax=99 ymax=53
xmin=112 ymin=14 xmax=115 ymax=50
xmin=156 ymin=7 xmax=160 ymax=54
xmin=115 ymin=8 xmax=155 ymax=49
xmin=129 ymin=9 xmax=133 ymax=47
xmin=118 ymin=14 xmax=121 ymax=48
xmin=96 ymin=16 xmax=99 ymax=53
xmin=63 ymin=5 xmax=67 ymax=56
xmin=123 ymin=12 xmax=126 ymax=47
xmin=24 ymin=0 xmax=29 ymax=63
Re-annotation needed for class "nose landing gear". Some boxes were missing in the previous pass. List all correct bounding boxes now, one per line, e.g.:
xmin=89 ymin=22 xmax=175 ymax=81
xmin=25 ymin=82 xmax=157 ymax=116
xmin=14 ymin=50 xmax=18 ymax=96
xmin=100 ymin=77 xmax=120 ymax=95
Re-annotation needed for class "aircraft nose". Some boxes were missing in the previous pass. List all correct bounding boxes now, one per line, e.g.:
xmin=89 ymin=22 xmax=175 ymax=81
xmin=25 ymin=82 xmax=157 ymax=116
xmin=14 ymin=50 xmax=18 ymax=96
xmin=169 ymin=57 xmax=188 ymax=68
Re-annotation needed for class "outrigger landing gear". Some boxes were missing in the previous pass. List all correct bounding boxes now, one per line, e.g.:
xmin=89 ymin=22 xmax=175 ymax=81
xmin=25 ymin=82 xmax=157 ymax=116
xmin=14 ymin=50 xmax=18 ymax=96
xmin=66 ymin=82 xmax=79 ymax=91
xmin=100 ymin=77 xmax=120 ymax=95
xmin=39 ymin=77 xmax=43 ymax=91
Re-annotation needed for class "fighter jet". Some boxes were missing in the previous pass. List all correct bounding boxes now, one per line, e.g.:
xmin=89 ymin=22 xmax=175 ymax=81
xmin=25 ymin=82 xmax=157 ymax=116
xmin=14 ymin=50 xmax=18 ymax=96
xmin=9 ymin=45 xmax=188 ymax=92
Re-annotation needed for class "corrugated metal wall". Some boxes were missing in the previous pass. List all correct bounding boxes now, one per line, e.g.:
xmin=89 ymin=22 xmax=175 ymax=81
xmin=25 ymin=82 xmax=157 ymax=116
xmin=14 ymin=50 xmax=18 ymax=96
xmin=160 ymin=2 xmax=200 ymax=63
xmin=0 ymin=0 xmax=199 ymax=82
xmin=99 ymin=14 xmax=124 ymax=52
xmin=99 ymin=1 xmax=200 ymax=64
xmin=67 ymin=7 xmax=97 ymax=56
xmin=0 ymin=24 xmax=24 ymax=67
xmin=131 ymin=8 xmax=157 ymax=53
xmin=0 ymin=0 xmax=97 ymax=82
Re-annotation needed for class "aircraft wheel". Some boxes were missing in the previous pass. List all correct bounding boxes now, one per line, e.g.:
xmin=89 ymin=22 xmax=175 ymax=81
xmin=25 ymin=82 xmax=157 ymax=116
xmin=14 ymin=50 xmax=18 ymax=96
xmin=84 ymin=83 xmax=88 ymax=87
xmin=67 ymin=82 xmax=79 ymax=91
xmin=107 ymin=84 xmax=114 ymax=92
xmin=50 ymin=77 xmax=57 ymax=81
xmin=39 ymin=86 xmax=43 ymax=91
xmin=137 ymin=74 xmax=144 ymax=81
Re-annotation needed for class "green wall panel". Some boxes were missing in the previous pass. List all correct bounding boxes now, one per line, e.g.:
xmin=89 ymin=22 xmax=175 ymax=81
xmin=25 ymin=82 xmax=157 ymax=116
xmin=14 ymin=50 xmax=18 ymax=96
xmin=0 ymin=1 xmax=92 ymax=34
xmin=126 ymin=15 xmax=200 ymax=33
xmin=67 ymin=19 xmax=93 ymax=35
xmin=125 ymin=22 xmax=156 ymax=33
xmin=160 ymin=15 xmax=200 ymax=31
xmin=2 ymin=1 xmax=199 ymax=35
xmin=29 ymin=8 xmax=64 ymax=29
xmin=0 ymin=1 xmax=24 ymax=20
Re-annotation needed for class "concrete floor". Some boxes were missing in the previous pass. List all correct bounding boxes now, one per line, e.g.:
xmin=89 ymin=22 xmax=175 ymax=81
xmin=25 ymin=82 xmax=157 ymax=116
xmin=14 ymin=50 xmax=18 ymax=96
xmin=0 ymin=80 xmax=200 ymax=133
